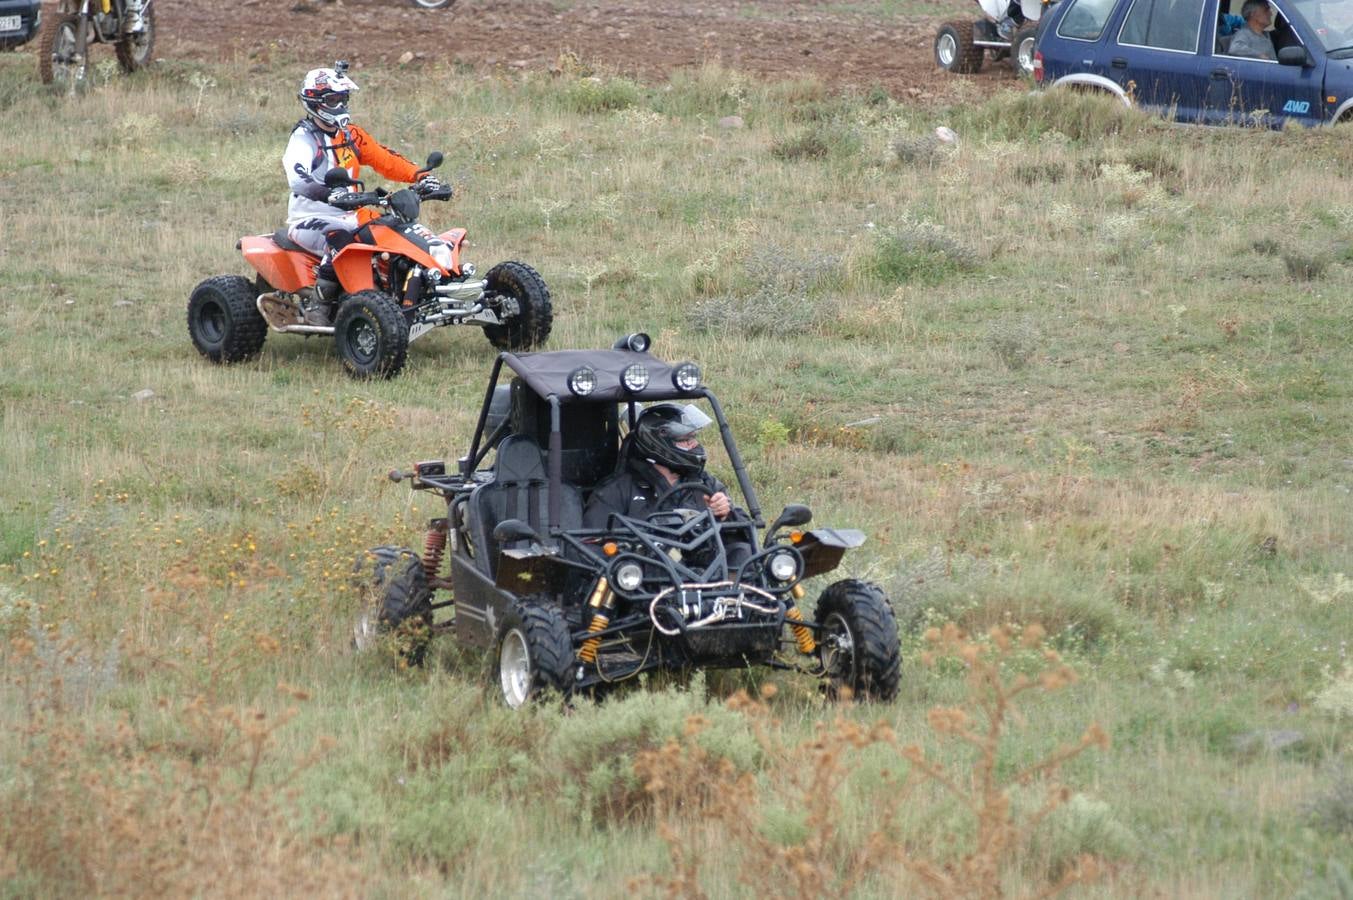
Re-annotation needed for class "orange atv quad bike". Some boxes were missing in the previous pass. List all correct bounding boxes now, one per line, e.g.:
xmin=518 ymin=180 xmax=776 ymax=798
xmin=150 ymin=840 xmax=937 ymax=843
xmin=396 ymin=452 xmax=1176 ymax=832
xmin=187 ymin=152 xmax=551 ymax=379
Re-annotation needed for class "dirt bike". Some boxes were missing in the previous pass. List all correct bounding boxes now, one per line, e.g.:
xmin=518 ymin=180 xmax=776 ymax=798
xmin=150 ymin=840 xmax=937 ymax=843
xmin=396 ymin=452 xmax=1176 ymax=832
xmin=38 ymin=0 xmax=154 ymax=89
xmin=187 ymin=152 xmax=552 ymax=380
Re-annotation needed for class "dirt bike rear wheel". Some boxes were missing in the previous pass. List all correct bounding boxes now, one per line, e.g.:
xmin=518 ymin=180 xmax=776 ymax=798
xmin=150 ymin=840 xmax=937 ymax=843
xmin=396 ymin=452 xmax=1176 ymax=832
xmin=115 ymin=4 xmax=155 ymax=73
xmin=482 ymin=261 xmax=552 ymax=351
xmin=38 ymin=13 xmax=85 ymax=88
xmin=187 ymin=275 xmax=268 ymax=364
xmin=334 ymin=291 xmax=410 ymax=380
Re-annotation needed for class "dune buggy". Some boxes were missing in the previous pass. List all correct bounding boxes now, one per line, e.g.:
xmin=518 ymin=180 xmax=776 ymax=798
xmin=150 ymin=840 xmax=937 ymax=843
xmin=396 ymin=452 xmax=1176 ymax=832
xmin=355 ymin=334 xmax=901 ymax=706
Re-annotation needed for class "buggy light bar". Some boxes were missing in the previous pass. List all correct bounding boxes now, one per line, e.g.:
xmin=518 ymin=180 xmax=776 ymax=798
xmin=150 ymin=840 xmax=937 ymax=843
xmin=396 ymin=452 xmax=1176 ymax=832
xmin=567 ymin=366 xmax=597 ymax=396
xmin=621 ymin=363 xmax=650 ymax=393
xmin=613 ymin=332 xmax=651 ymax=352
xmin=671 ymin=362 xmax=701 ymax=392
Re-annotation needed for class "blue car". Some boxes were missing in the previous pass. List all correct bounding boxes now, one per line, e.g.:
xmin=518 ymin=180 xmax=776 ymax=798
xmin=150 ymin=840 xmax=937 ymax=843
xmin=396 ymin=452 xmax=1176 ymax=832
xmin=1034 ymin=0 xmax=1353 ymax=126
xmin=0 ymin=0 xmax=39 ymax=50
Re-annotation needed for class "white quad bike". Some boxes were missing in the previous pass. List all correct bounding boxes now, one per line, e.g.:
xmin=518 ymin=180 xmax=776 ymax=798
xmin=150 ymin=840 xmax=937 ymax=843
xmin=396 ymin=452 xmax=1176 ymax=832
xmin=935 ymin=0 xmax=1043 ymax=77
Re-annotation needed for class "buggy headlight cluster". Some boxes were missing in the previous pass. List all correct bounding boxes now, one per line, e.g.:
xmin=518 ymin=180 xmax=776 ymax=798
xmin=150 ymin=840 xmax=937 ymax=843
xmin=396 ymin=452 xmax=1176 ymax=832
xmin=621 ymin=363 xmax=649 ymax=393
xmin=766 ymin=550 xmax=800 ymax=583
xmin=613 ymin=561 xmax=644 ymax=593
xmin=672 ymin=362 xmax=701 ymax=392
xmin=568 ymin=366 xmax=597 ymax=396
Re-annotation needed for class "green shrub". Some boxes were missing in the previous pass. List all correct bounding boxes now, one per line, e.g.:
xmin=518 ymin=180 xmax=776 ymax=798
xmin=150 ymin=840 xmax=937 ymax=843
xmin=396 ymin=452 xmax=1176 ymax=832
xmin=562 ymin=76 xmax=642 ymax=114
xmin=849 ymin=221 xmax=976 ymax=286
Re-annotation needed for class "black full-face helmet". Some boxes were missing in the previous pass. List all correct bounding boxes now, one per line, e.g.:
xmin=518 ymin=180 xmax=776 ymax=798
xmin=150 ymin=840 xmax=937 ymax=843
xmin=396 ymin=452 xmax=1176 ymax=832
xmin=630 ymin=404 xmax=710 ymax=476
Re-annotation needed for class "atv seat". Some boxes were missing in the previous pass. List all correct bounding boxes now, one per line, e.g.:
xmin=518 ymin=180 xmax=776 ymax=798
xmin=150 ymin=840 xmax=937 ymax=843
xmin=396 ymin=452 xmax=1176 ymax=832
xmin=272 ymin=226 xmax=317 ymax=256
xmin=468 ymin=434 xmax=583 ymax=577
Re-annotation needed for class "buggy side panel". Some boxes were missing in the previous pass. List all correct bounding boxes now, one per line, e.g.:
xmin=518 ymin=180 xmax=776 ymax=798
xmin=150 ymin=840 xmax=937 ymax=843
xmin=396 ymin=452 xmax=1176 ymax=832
xmin=449 ymin=554 xmax=512 ymax=649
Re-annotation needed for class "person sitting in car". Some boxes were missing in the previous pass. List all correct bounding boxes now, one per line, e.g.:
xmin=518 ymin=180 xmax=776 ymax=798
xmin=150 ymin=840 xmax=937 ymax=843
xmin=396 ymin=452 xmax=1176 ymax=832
xmin=1227 ymin=0 xmax=1277 ymax=59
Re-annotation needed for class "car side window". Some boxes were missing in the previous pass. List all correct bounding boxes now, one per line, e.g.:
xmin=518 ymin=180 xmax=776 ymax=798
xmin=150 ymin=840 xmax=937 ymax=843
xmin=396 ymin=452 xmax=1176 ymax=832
xmin=1057 ymin=0 xmax=1120 ymax=41
xmin=1119 ymin=0 xmax=1203 ymax=51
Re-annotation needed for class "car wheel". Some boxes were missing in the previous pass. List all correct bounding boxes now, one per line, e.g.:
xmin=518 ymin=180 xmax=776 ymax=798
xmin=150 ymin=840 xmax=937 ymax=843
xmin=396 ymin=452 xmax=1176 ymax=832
xmin=187 ymin=275 xmax=268 ymax=364
xmin=935 ymin=20 xmax=984 ymax=74
xmin=352 ymin=546 xmax=434 ymax=665
xmin=815 ymin=579 xmax=900 ymax=702
xmin=495 ymin=597 xmax=573 ymax=708
xmin=334 ymin=291 xmax=410 ymax=379
xmin=482 ymin=261 xmax=553 ymax=351
xmin=1011 ymin=24 xmax=1039 ymax=76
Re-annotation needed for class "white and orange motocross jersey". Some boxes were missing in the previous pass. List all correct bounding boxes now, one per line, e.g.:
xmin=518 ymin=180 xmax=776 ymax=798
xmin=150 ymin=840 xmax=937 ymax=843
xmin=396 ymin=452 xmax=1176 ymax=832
xmin=283 ymin=119 xmax=421 ymax=224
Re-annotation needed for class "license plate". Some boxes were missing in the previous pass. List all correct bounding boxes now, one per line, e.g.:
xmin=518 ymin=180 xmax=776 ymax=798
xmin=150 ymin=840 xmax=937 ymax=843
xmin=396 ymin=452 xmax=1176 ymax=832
xmin=0 ymin=16 xmax=21 ymax=32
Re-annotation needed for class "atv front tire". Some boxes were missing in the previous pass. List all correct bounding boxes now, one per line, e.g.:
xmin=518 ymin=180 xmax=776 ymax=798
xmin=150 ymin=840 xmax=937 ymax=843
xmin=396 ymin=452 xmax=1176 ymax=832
xmin=187 ymin=275 xmax=268 ymax=364
xmin=352 ymin=546 xmax=434 ymax=665
xmin=495 ymin=597 xmax=573 ymax=708
xmin=815 ymin=579 xmax=900 ymax=702
xmin=334 ymin=291 xmax=410 ymax=379
xmin=482 ymin=261 xmax=552 ymax=351
xmin=115 ymin=4 xmax=155 ymax=73
xmin=935 ymin=21 xmax=984 ymax=74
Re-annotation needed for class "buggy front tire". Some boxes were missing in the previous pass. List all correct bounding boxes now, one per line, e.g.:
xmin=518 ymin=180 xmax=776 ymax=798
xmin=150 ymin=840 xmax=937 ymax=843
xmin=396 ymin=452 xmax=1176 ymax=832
xmin=935 ymin=21 xmax=984 ymax=74
xmin=482 ymin=261 xmax=552 ymax=351
xmin=814 ymin=579 xmax=901 ymax=702
xmin=352 ymin=546 xmax=434 ymax=665
xmin=334 ymin=291 xmax=410 ymax=379
xmin=187 ymin=275 xmax=268 ymax=364
xmin=495 ymin=597 xmax=574 ymax=708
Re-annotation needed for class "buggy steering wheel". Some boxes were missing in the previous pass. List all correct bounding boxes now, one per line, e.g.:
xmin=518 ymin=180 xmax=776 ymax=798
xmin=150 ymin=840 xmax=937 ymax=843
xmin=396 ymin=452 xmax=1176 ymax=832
xmin=649 ymin=480 xmax=715 ymax=515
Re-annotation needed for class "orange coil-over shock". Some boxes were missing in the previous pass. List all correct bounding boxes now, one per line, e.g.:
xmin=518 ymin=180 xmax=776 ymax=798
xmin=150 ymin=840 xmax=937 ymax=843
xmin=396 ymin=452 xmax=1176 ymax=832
xmin=578 ymin=577 xmax=614 ymax=664
xmin=422 ymin=519 xmax=448 ymax=582
xmin=786 ymin=583 xmax=816 ymax=654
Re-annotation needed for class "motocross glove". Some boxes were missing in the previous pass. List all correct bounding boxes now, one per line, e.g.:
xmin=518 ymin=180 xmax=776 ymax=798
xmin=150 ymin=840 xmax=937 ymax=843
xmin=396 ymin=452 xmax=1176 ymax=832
xmin=416 ymin=174 xmax=444 ymax=194
xmin=327 ymin=187 xmax=354 ymax=207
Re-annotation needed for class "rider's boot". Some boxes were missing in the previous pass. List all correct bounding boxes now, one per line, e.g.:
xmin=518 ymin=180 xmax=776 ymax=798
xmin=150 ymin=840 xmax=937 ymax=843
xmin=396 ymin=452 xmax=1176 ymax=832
xmin=314 ymin=261 xmax=341 ymax=302
xmin=123 ymin=0 xmax=147 ymax=33
xmin=996 ymin=15 xmax=1016 ymax=39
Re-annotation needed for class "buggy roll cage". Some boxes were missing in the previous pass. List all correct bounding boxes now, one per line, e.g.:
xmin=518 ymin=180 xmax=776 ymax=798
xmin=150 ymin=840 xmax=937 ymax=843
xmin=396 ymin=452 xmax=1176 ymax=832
xmin=460 ymin=351 xmax=765 ymax=532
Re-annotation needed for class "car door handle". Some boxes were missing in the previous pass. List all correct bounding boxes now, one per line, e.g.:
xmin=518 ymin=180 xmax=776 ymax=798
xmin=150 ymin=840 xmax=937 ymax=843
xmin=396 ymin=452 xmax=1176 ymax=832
xmin=1211 ymin=68 xmax=1230 ymax=79
xmin=1111 ymin=57 xmax=1127 ymax=68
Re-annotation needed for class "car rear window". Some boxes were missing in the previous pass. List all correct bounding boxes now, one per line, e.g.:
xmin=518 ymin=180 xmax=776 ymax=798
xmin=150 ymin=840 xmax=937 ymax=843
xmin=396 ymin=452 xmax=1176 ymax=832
xmin=1118 ymin=0 xmax=1202 ymax=51
xmin=1057 ymin=0 xmax=1120 ymax=40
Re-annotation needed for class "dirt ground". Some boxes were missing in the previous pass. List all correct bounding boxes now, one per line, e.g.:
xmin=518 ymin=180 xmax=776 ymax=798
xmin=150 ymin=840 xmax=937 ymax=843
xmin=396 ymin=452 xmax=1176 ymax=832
xmin=155 ymin=0 xmax=1023 ymax=103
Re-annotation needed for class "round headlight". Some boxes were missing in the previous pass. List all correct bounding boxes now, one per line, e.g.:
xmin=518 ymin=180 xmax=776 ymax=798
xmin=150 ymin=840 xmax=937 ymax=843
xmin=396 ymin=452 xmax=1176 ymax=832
xmin=568 ymin=366 xmax=597 ymax=397
xmin=672 ymin=362 xmax=701 ymax=392
xmin=614 ymin=562 xmax=644 ymax=592
xmin=621 ymin=363 xmax=649 ymax=393
xmin=767 ymin=551 xmax=798 ymax=583
xmin=613 ymin=332 xmax=651 ymax=352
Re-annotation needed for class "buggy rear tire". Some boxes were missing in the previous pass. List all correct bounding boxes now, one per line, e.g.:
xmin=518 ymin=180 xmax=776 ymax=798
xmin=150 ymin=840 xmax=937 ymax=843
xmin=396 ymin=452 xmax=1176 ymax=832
xmin=187 ymin=275 xmax=268 ymax=364
xmin=334 ymin=291 xmax=410 ymax=379
xmin=1011 ymin=24 xmax=1038 ymax=76
xmin=495 ymin=597 xmax=574 ymax=708
xmin=935 ymin=21 xmax=984 ymax=74
xmin=114 ymin=4 xmax=154 ymax=73
xmin=814 ymin=579 xmax=900 ymax=702
xmin=352 ymin=546 xmax=434 ymax=665
xmin=482 ymin=261 xmax=552 ymax=351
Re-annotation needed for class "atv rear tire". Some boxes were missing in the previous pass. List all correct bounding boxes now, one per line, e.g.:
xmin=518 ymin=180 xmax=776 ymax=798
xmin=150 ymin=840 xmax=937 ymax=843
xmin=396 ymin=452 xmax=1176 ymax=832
xmin=815 ymin=579 xmax=900 ymax=702
xmin=187 ymin=275 xmax=268 ymax=364
xmin=352 ymin=546 xmax=434 ymax=665
xmin=495 ymin=597 xmax=573 ymax=708
xmin=334 ymin=291 xmax=410 ymax=379
xmin=482 ymin=261 xmax=552 ymax=351
xmin=1011 ymin=24 xmax=1038 ymax=76
xmin=38 ymin=13 xmax=85 ymax=89
xmin=935 ymin=21 xmax=984 ymax=74
xmin=114 ymin=5 xmax=154 ymax=73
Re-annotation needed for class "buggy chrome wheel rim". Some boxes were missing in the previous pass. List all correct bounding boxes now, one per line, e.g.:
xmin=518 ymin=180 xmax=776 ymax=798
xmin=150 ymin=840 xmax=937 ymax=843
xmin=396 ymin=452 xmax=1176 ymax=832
xmin=499 ymin=628 xmax=532 ymax=708
xmin=937 ymin=33 xmax=958 ymax=68
xmin=821 ymin=612 xmax=856 ymax=682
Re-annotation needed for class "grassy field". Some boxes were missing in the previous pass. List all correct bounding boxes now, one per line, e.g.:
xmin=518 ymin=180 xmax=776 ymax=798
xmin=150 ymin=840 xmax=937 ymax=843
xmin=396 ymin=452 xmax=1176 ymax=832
xmin=1 ymin=48 xmax=1351 ymax=897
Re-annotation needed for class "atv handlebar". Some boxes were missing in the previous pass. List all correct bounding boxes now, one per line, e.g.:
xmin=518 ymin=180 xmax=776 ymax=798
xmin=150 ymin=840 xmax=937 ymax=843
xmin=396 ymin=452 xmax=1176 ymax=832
xmin=329 ymin=181 xmax=452 ymax=212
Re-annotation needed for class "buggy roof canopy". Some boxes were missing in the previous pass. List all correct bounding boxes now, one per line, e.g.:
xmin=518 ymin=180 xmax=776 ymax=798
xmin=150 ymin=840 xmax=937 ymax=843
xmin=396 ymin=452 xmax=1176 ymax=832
xmin=501 ymin=349 xmax=703 ymax=403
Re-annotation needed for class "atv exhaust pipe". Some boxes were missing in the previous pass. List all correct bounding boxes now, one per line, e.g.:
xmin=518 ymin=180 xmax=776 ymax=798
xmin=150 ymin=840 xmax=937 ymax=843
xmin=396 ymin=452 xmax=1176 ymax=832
xmin=433 ymin=279 xmax=487 ymax=303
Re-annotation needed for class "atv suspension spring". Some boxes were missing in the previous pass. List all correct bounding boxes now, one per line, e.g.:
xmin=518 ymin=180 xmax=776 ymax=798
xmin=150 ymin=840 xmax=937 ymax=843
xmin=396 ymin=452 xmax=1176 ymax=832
xmin=785 ymin=605 xmax=817 ymax=655
xmin=578 ymin=577 xmax=614 ymax=664
xmin=422 ymin=520 xmax=448 ymax=581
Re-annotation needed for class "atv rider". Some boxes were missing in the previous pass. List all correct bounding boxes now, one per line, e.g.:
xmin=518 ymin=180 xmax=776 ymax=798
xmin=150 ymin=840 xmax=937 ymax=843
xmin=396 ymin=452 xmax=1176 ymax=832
xmin=584 ymin=404 xmax=753 ymax=569
xmin=284 ymin=62 xmax=443 ymax=309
